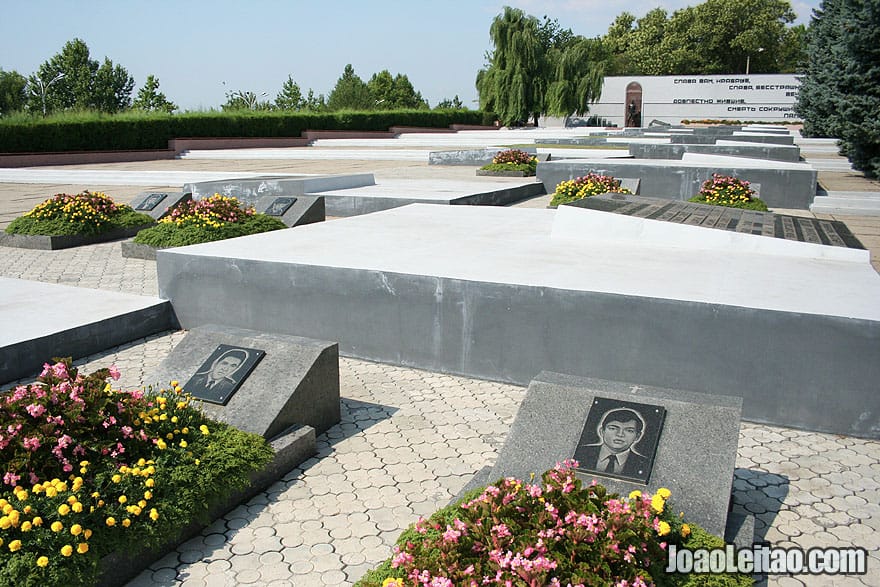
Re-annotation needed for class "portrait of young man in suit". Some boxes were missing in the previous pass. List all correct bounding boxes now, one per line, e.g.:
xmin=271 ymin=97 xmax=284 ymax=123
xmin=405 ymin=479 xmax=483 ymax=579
xmin=184 ymin=344 xmax=265 ymax=405
xmin=575 ymin=399 xmax=666 ymax=484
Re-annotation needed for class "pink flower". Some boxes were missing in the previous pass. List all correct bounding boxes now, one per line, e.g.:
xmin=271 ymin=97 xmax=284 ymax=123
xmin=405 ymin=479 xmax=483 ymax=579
xmin=3 ymin=472 xmax=20 ymax=486
xmin=25 ymin=403 xmax=46 ymax=418
xmin=108 ymin=364 xmax=121 ymax=380
xmin=443 ymin=524 xmax=462 ymax=543
xmin=23 ymin=437 xmax=41 ymax=451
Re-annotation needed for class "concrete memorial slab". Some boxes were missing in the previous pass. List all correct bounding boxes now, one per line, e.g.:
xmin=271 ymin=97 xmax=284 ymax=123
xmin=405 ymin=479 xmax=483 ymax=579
xmin=147 ymin=324 xmax=340 ymax=439
xmin=157 ymin=204 xmax=880 ymax=438
xmin=0 ymin=278 xmax=176 ymax=384
xmin=537 ymin=154 xmax=818 ymax=209
xmin=629 ymin=142 xmax=801 ymax=163
xmin=183 ymin=173 xmax=375 ymax=206
xmin=255 ymin=195 xmax=325 ymax=227
xmin=130 ymin=191 xmax=191 ymax=220
xmin=488 ymin=371 xmax=742 ymax=538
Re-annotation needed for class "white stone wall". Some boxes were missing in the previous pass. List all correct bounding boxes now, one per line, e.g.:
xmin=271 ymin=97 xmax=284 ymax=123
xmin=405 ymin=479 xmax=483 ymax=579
xmin=585 ymin=74 xmax=802 ymax=127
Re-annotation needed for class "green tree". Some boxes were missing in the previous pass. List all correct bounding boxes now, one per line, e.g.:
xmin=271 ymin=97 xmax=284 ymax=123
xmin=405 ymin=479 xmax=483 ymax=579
xmin=275 ymin=75 xmax=305 ymax=110
xmin=476 ymin=7 xmax=549 ymax=126
xmin=327 ymin=64 xmax=373 ymax=110
xmin=368 ymin=70 xmax=428 ymax=109
xmin=222 ymin=90 xmax=273 ymax=111
xmin=27 ymin=38 xmax=134 ymax=114
xmin=132 ymin=75 xmax=177 ymax=113
xmin=303 ymin=89 xmax=326 ymax=111
xmin=0 ymin=69 xmax=27 ymax=115
xmin=796 ymin=0 xmax=880 ymax=177
xmin=435 ymin=95 xmax=464 ymax=109
xmin=477 ymin=7 xmax=605 ymax=125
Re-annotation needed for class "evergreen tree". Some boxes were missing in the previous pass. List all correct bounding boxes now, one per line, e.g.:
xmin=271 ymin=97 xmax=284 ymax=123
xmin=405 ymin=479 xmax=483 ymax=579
xmin=327 ymin=64 xmax=373 ymax=110
xmin=797 ymin=0 xmax=880 ymax=177
xmin=275 ymin=75 xmax=305 ymax=110
xmin=435 ymin=95 xmax=464 ymax=109
xmin=91 ymin=58 xmax=134 ymax=113
xmin=132 ymin=75 xmax=177 ymax=113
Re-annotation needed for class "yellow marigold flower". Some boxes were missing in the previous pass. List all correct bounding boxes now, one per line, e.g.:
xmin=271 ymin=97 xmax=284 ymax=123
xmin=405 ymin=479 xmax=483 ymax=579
xmin=145 ymin=478 xmax=155 ymax=488
xmin=681 ymin=523 xmax=691 ymax=538
xmin=67 ymin=495 xmax=78 ymax=505
xmin=51 ymin=521 xmax=63 ymax=532
xmin=658 ymin=521 xmax=671 ymax=536
xmin=181 ymin=427 xmax=189 ymax=435
xmin=8 ymin=510 xmax=19 ymax=525
xmin=138 ymin=500 xmax=147 ymax=508
xmin=105 ymin=517 xmax=116 ymax=527
xmin=629 ymin=490 xmax=642 ymax=500
xmin=37 ymin=556 xmax=49 ymax=567
xmin=8 ymin=540 xmax=22 ymax=552
xmin=171 ymin=416 xmax=178 ymax=424
xmin=77 ymin=543 xmax=89 ymax=554
xmin=118 ymin=495 xmax=127 ymax=504
xmin=657 ymin=487 xmax=672 ymax=500
xmin=21 ymin=521 xmax=32 ymax=532
xmin=200 ymin=425 xmax=210 ymax=435
xmin=83 ymin=528 xmax=92 ymax=539
xmin=70 ymin=524 xmax=82 ymax=536
xmin=156 ymin=439 xmax=167 ymax=450
xmin=58 ymin=504 xmax=71 ymax=516
xmin=149 ymin=508 xmax=159 ymax=521
xmin=122 ymin=518 xmax=131 ymax=528
xmin=61 ymin=544 xmax=73 ymax=557
xmin=651 ymin=494 xmax=665 ymax=514
xmin=179 ymin=440 xmax=188 ymax=448
xmin=112 ymin=474 xmax=122 ymax=483
xmin=382 ymin=579 xmax=404 ymax=587
xmin=72 ymin=502 xmax=83 ymax=513
xmin=0 ymin=517 xmax=10 ymax=530
xmin=97 ymin=500 xmax=105 ymax=507
xmin=32 ymin=516 xmax=42 ymax=527
xmin=144 ymin=490 xmax=153 ymax=500
xmin=170 ymin=380 xmax=179 ymax=387
xmin=14 ymin=490 xmax=27 ymax=501
xmin=80 ymin=460 xmax=89 ymax=467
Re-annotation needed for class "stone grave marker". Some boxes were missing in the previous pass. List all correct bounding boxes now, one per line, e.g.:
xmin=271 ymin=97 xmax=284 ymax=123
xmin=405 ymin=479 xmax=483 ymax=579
xmin=488 ymin=371 xmax=742 ymax=538
xmin=147 ymin=324 xmax=340 ymax=440
xmin=255 ymin=195 xmax=325 ymax=227
xmin=130 ymin=191 xmax=191 ymax=220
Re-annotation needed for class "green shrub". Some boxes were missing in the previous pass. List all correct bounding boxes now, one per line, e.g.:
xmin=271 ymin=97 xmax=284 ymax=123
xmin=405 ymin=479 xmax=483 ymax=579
xmin=355 ymin=462 xmax=752 ymax=587
xmin=5 ymin=191 xmax=153 ymax=236
xmin=688 ymin=174 xmax=769 ymax=211
xmin=133 ymin=194 xmax=286 ymax=247
xmin=0 ymin=360 xmax=274 ymax=586
xmin=550 ymin=173 xmax=632 ymax=206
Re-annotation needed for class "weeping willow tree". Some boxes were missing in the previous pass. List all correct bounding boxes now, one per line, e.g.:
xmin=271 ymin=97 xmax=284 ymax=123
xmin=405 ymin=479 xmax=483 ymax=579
xmin=476 ymin=7 xmax=605 ymax=126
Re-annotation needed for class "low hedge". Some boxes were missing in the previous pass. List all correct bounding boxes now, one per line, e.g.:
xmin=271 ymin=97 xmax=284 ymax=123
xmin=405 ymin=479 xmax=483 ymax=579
xmin=0 ymin=109 xmax=485 ymax=153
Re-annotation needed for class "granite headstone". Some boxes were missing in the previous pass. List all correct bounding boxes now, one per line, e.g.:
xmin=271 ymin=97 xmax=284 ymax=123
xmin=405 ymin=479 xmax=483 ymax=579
xmin=488 ymin=371 xmax=742 ymax=538
xmin=130 ymin=191 xmax=191 ymax=221
xmin=255 ymin=195 xmax=325 ymax=227
xmin=147 ymin=324 xmax=340 ymax=439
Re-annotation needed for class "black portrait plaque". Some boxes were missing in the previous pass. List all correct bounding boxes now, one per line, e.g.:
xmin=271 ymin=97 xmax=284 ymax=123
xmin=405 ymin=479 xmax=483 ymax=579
xmin=264 ymin=197 xmax=297 ymax=217
xmin=135 ymin=193 xmax=168 ymax=211
xmin=184 ymin=344 xmax=265 ymax=405
xmin=573 ymin=397 xmax=666 ymax=484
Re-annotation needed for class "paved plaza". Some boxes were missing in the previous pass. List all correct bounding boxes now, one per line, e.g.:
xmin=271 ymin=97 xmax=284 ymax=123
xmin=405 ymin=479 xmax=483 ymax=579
xmin=1 ymin=141 xmax=879 ymax=586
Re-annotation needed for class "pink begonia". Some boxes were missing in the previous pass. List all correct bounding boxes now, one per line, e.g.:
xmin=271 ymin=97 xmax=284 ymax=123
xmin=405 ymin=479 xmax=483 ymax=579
xmin=491 ymin=523 xmax=511 ymax=539
xmin=3 ymin=472 xmax=20 ymax=486
xmin=25 ymin=403 xmax=46 ymax=418
xmin=391 ymin=548 xmax=414 ymax=568
xmin=442 ymin=524 xmax=462 ymax=543
xmin=23 ymin=436 xmax=41 ymax=451
xmin=108 ymin=364 xmax=121 ymax=380
xmin=52 ymin=362 xmax=69 ymax=379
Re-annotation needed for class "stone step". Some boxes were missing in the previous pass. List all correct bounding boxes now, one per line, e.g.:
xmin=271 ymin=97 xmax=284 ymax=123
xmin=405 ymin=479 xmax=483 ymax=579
xmin=810 ymin=195 xmax=880 ymax=216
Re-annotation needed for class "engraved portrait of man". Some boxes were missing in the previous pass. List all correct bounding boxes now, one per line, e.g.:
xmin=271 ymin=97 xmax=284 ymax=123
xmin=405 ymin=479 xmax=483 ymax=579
xmin=184 ymin=345 xmax=265 ymax=405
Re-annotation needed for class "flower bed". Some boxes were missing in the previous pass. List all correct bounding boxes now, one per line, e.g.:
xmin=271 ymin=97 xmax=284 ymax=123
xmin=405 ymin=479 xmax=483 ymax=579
xmin=357 ymin=462 xmax=752 ymax=587
xmin=0 ymin=360 xmax=274 ymax=586
xmin=478 ymin=149 xmax=538 ymax=176
xmin=131 ymin=194 xmax=286 ymax=249
xmin=1 ymin=192 xmax=155 ymax=250
xmin=688 ymin=175 xmax=769 ymax=211
xmin=550 ymin=174 xmax=633 ymax=207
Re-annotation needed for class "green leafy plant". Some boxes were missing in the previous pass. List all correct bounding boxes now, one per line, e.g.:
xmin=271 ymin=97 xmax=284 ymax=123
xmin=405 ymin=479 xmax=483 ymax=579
xmin=133 ymin=194 xmax=286 ymax=248
xmin=480 ymin=148 xmax=538 ymax=174
xmin=5 ymin=191 xmax=153 ymax=236
xmin=0 ymin=360 xmax=274 ymax=586
xmin=688 ymin=174 xmax=769 ymax=211
xmin=551 ymin=173 xmax=632 ymax=206
xmin=356 ymin=461 xmax=751 ymax=587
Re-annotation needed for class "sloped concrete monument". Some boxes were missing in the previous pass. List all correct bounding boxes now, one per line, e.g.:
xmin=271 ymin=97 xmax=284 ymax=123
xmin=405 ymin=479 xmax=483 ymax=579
xmin=157 ymin=204 xmax=880 ymax=438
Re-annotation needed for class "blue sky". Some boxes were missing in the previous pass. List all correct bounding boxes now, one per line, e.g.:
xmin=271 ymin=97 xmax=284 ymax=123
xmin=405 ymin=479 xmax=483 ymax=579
xmin=1 ymin=0 xmax=821 ymax=111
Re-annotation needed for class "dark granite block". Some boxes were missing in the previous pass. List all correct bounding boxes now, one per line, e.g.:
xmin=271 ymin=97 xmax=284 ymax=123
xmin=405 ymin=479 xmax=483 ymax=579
xmin=130 ymin=191 xmax=191 ymax=220
xmin=255 ymin=195 xmax=325 ymax=228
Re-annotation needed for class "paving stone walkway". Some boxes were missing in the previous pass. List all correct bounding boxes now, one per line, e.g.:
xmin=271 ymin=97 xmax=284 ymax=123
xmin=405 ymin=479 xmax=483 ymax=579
xmin=1 ymin=240 xmax=878 ymax=586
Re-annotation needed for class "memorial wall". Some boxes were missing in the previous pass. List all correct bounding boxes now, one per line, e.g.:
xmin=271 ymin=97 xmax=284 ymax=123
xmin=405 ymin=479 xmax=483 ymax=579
xmin=586 ymin=74 xmax=802 ymax=126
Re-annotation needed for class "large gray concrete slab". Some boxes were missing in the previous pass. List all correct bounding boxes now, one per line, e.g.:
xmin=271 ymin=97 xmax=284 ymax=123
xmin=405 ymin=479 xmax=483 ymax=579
xmin=308 ymin=178 xmax=545 ymax=216
xmin=629 ymin=142 xmax=801 ymax=162
xmin=537 ymin=155 xmax=818 ymax=209
xmin=0 ymin=277 xmax=176 ymax=383
xmin=157 ymin=204 xmax=880 ymax=438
